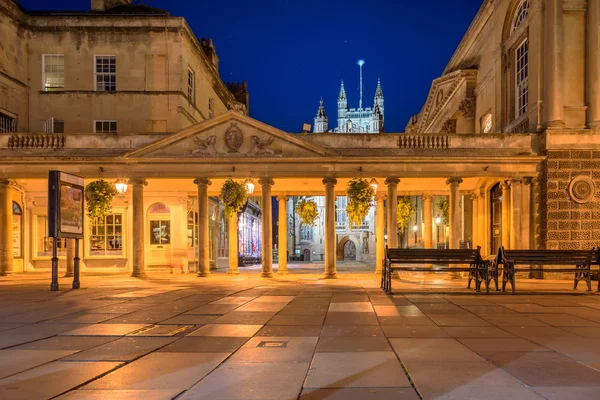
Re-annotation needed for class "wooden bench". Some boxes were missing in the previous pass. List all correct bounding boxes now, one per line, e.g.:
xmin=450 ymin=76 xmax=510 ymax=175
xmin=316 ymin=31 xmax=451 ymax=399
xmin=491 ymin=246 xmax=600 ymax=294
xmin=382 ymin=247 xmax=489 ymax=294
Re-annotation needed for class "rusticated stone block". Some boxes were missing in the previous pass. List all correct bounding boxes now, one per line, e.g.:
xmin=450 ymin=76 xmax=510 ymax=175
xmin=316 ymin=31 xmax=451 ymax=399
xmin=593 ymin=231 xmax=600 ymax=240
xmin=547 ymin=181 xmax=558 ymax=190
xmin=592 ymin=151 xmax=600 ymax=159
xmin=572 ymin=151 xmax=592 ymax=159
xmin=558 ymin=201 xmax=576 ymax=210
xmin=547 ymin=191 xmax=568 ymax=200
xmin=593 ymin=212 xmax=600 ymax=219
xmin=593 ymin=171 xmax=600 ymax=179
xmin=581 ymin=221 xmax=600 ymax=230
xmin=558 ymin=181 xmax=569 ymax=190
xmin=548 ymin=151 xmax=571 ymax=159
xmin=572 ymin=231 xmax=591 ymax=240
xmin=548 ymin=231 xmax=570 ymax=240
xmin=547 ymin=221 xmax=558 ymax=230
xmin=546 ymin=241 xmax=559 ymax=250
xmin=559 ymin=221 xmax=580 ymax=230
xmin=570 ymin=171 xmax=592 ymax=178
xmin=547 ymin=160 xmax=559 ymax=169
xmin=581 ymin=160 xmax=600 ymax=169
xmin=559 ymin=241 xmax=581 ymax=250
xmin=547 ymin=171 xmax=571 ymax=180
xmin=559 ymin=161 xmax=581 ymax=169
xmin=571 ymin=211 xmax=591 ymax=219
xmin=549 ymin=211 xmax=570 ymax=220
xmin=582 ymin=241 xmax=600 ymax=248
xmin=547 ymin=201 xmax=558 ymax=210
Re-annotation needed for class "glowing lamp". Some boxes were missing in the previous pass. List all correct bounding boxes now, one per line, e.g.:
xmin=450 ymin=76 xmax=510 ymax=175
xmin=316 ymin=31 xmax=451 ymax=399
xmin=244 ymin=179 xmax=255 ymax=194
xmin=369 ymin=178 xmax=378 ymax=192
xmin=413 ymin=224 xmax=418 ymax=232
xmin=115 ymin=179 xmax=128 ymax=194
xmin=435 ymin=215 xmax=442 ymax=226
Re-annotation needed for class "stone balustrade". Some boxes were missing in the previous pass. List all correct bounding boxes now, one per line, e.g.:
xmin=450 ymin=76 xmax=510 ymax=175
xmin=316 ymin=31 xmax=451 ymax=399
xmin=8 ymin=134 xmax=66 ymax=149
xmin=397 ymin=135 xmax=450 ymax=149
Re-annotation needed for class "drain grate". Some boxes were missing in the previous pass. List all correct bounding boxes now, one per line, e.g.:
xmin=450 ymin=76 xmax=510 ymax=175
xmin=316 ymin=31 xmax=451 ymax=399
xmin=256 ymin=340 xmax=289 ymax=348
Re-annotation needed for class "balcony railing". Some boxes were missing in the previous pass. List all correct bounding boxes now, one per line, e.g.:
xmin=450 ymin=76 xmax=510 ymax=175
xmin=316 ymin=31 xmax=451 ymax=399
xmin=397 ymin=134 xmax=450 ymax=149
xmin=8 ymin=134 xmax=66 ymax=149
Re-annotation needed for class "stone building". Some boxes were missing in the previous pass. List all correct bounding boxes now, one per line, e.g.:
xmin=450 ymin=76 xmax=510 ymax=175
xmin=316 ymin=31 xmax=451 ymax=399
xmin=1 ymin=0 xmax=599 ymax=280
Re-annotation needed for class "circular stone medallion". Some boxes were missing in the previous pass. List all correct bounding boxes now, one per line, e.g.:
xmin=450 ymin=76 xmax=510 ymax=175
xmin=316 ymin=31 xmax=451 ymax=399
xmin=568 ymin=176 xmax=596 ymax=204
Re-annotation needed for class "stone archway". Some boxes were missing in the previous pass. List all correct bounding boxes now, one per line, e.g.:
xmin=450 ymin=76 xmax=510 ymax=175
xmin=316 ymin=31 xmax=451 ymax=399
xmin=303 ymin=248 xmax=311 ymax=261
xmin=337 ymin=236 xmax=358 ymax=261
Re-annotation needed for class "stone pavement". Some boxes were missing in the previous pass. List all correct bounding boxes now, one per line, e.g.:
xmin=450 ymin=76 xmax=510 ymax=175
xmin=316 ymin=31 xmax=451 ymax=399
xmin=1 ymin=264 xmax=600 ymax=399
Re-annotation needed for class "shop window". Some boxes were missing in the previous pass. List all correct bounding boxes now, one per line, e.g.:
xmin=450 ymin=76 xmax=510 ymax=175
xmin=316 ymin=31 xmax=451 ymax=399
xmin=36 ymin=215 xmax=67 ymax=257
xmin=89 ymin=213 xmax=123 ymax=256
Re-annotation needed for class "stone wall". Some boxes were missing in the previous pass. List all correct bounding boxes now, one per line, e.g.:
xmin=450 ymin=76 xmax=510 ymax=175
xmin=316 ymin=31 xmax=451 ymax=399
xmin=542 ymin=150 xmax=600 ymax=253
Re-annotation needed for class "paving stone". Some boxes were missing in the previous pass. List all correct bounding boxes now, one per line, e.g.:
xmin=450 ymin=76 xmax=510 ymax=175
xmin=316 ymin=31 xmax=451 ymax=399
xmin=256 ymin=325 xmax=322 ymax=337
xmin=83 ymin=352 xmax=229 ymax=390
xmin=209 ymin=296 xmax=256 ymax=305
xmin=533 ymin=387 xmax=600 ymax=400
xmin=373 ymin=305 xmax=424 ymax=317
xmin=304 ymin=352 xmax=410 ymax=388
xmin=461 ymin=305 xmax=521 ymax=316
xmin=126 ymin=324 xmax=195 ymax=337
xmin=0 ymin=361 xmax=122 ymax=400
xmin=441 ymin=326 xmax=515 ymax=338
xmin=328 ymin=302 xmax=374 ymax=312
xmin=316 ymin=337 xmax=392 ymax=352
xmin=0 ymin=323 xmax=27 ymax=332
xmin=320 ymin=325 xmax=384 ymax=337
xmin=228 ymin=336 xmax=318 ymax=363
xmin=185 ymin=304 xmax=241 ymax=315
xmin=324 ymin=312 xmax=379 ymax=326
xmin=382 ymin=325 xmax=449 ymax=338
xmin=458 ymin=338 xmax=549 ymax=353
xmin=12 ymin=336 xmax=116 ymax=351
xmin=101 ymin=311 xmax=182 ymax=324
xmin=560 ymin=326 xmax=600 ymax=338
xmin=62 ymin=337 xmax=177 ymax=361
xmin=0 ymin=349 xmax=77 ymax=379
xmin=179 ymin=362 xmax=309 ymax=400
xmin=527 ymin=313 xmax=600 ymax=327
xmin=55 ymin=389 xmax=183 ymax=400
xmin=236 ymin=302 xmax=289 ymax=312
xmin=390 ymin=338 xmax=484 ymax=362
xmin=483 ymin=316 xmax=551 ymax=327
xmin=42 ymin=313 xmax=117 ymax=324
xmin=377 ymin=316 xmax=435 ymax=326
xmin=213 ymin=311 xmax=276 ymax=325
xmin=278 ymin=305 xmax=329 ymax=316
xmin=159 ymin=315 xmax=218 ymax=325
xmin=188 ymin=324 xmax=263 ymax=337
xmin=61 ymin=324 xmax=149 ymax=336
xmin=268 ymin=314 xmax=325 ymax=326
xmin=159 ymin=337 xmax=249 ymax=353
xmin=426 ymin=314 xmax=492 ymax=327
xmin=299 ymin=388 xmax=420 ymax=400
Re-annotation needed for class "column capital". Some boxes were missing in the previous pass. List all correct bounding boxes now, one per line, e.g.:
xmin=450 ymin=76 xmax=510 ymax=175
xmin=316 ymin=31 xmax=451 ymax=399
xmin=259 ymin=177 xmax=274 ymax=187
xmin=375 ymin=193 xmax=387 ymax=201
xmin=322 ymin=177 xmax=337 ymax=186
xmin=522 ymin=177 xmax=533 ymax=186
xmin=128 ymin=178 xmax=147 ymax=187
xmin=470 ymin=193 xmax=479 ymax=201
xmin=276 ymin=195 xmax=288 ymax=202
xmin=446 ymin=177 xmax=463 ymax=186
xmin=530 ymin=177 xmax=539 ymax=186
xmin=509 ymin=178 xmax=522 ymax=186
xmin=384 ymin=177 xmax=400 ymax=186
xmin=422 ymin=193 xmax=434 ymax=201
xmin=0 ymin=179 xmax=10 ymax=186
xmin=501 ymin=180 xmax=511 ymax=190
xmin=193 ymin=178 xmax=211 ymax=187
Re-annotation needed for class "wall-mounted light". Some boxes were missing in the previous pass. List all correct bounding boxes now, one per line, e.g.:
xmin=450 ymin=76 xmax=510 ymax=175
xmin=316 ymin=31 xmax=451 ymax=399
xmin=369 ymin=178 xmax=378 ymax=192
xmin=115 ymin=179 xmax=128 ymax=194
xmin=435 ymin=214 xmax=442 ymax=226
xmin=244 ymin=179 xmax=255 ymax=194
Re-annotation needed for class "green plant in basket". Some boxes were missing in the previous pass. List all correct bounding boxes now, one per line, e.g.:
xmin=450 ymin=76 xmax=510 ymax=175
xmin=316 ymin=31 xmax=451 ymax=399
xmin=346 ymin=177 xmax=375 ymax=227
xmin=219 ymin=179 xmax=248 ymax=218
xmin=296 ymin=198 xmax=319 ymax=226
xmin=84 ymin=179 xmax=119 ymax=220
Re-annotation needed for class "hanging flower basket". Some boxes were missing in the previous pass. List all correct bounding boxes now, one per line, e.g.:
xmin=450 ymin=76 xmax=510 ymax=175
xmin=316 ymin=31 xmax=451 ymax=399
xmin=436 ymin=199 xmax=449 ymax=225
xmin=397 ymin=196 xmax=415 ymax=232
xmin=296 ymin=198 xmax=319 ymax=226
xmin=84 ymin=179 xmax=119 ymax=220
xmin=346 ymin=177 xmax=375 ymax=227
xmin=220 ymin=179 xmax=248 ymax=218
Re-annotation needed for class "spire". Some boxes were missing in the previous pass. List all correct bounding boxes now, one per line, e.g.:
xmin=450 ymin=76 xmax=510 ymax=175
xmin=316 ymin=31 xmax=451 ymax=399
xmin=338 ymin=80 xmax=346 ymax=101
xmin=317 ymin=97 xmax=327 ymax=118
xmin=375 ymin=78 xmax=383 ymax=99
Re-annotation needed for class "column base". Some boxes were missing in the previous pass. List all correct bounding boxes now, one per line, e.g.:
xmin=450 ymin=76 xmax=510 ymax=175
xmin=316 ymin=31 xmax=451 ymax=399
xmin=544 ymin=120 xmax=566 ymax=129
xmin=277 ymin=270 xmax=289 ymax=275
xmin=197 ymin=272 xmax=211 ymax=277
xmin=131 ymin=272 xmax=147 ymax=278
xmin=323 ymin=273 xmax=337 ymax=279
xmin=261 ymin=272 xmax=273 ymax=278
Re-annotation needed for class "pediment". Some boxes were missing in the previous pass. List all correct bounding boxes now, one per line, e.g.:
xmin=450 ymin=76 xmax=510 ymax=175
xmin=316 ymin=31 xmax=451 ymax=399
xmin=124 ymin=111 xmax=337 ymax=159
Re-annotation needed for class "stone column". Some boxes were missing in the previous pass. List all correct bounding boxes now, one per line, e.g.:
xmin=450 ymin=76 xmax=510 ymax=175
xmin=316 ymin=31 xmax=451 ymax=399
xmin=227 ymin=212 xmax=239 ymax=274
xmin=423 ymin=194 xmax=433 ymax=249
xmin=195 ymin=178 xmax=211 ymax=277
xmin=509 ymin=179 xmax=523 ymax=250
xmin=501 ymin=181 xmax=511 ymax=249
xmin=130 ymin=178 xmax=147 ymax=278
xmin=521 ymin=178 xmax=532 ymax=249
xmin=529 ymin=178 xmax=539 ymax=250
xmin=587 ymin=0 xmax=600 ymax=128
xmin=375 ymin=193 xmax=386 ymax=273
xmin=259 ymin=178 xmax=274 ymax=277
xmin=471 ymin=194 xmax=479 ymax=248
xmin=323 ymin=177 xmax=337 ymax=278
xmin=446 ymin=178 xmax=463 ymax=249
xmin=477 ymin=192 xmax=486 ymax=254
xmin=277 ymin=196 xmax=288 ymax=274
xmin=385 ymin=178 xmax=400 ymax=248
xmin=65 ymin=238 xmax=75 ymax=277
xmin=0 ymin=179 xmax=13 ymax=276
xmin=543 ymin=0 xmax=565 ymax=127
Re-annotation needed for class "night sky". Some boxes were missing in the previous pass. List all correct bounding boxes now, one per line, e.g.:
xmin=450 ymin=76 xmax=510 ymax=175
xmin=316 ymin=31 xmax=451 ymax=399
xmin=22 ymin=0 xmax=483 ymax=132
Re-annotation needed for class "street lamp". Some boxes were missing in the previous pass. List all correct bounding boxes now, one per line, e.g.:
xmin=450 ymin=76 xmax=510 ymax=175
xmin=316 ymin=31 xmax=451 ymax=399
xmin=435 ymin=214 xmax=441 ymax=246
xmin=369 ymin=178 xmax=378 ymax=192
xmin=114 ymin=179 xmax=128 ymax=194
xmin=413 ymin=224 xmax=418 ymax=244
xmin=244 ymin=179 xmax=255 ymax=194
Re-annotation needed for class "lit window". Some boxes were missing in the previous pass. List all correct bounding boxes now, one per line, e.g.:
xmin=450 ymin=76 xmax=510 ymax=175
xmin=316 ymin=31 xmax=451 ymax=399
xmin=515 ymin=39 xmax=529 ymax=117
xmin=208 ymin=97 xmax=214 ymax=118
xmin=150 ymin=220 xmax=171 ymax=245
xmin=36 ymin=215 xmax=67 ymax=257
xmin=95 ymin=55 xmax=116 ymax=91
xmin=481 ymin=113 xmax=493 ymax=133
xmin=188 ymin=69 xmax=195 ymax=103
xmin=0 ymin=112 xmax=16 ymax=133
xmin=94 ymin=120 xmax=117 ymax=133
xmin=89 ymin=214 xmax=123 ymax=256
xmin=511 ymin=0 xmax=529 ymax=32
xmin=43 ymin=55 xmax=64 ymax=91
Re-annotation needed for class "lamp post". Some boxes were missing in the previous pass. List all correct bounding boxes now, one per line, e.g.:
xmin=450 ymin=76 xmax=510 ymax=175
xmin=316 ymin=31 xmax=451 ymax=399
xmin=435 ymin=214 xmax=441 ymax=247
xmin=413 ymin=224 xmax=418 ymax=245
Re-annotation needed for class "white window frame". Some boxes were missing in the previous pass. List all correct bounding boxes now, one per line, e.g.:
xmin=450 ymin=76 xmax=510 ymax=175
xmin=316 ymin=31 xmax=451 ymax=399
xmin=94 ymin=120 xmax=117 ymax=133
xmin=515 ymin=39 xmax=529 ymax=118
xmin=87 ymin=210 xmax=126 ymax=259
xmin=42 ymin=54 xmax=65 ymax=91
xmin=511 ymin=0 xmax=529 ymax=33
xmin=94 ymin=55 xmax=116 ymax=92
xmin=44 ymin=118 xmax=64 ymax=133
xmin=187 ymin=68 xmax=195 ymax=104
xmin=208 ymin=96 xmax=214 ymax=118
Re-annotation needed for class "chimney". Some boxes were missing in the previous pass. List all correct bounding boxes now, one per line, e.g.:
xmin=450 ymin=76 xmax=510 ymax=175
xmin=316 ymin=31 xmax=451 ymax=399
xmin=227 ymin=81 xmax=250 ymax=113
xmin=91 ymin=0 xmax=131 ymax=11
xmin=201 ymin=37 xmax=219 ymax=70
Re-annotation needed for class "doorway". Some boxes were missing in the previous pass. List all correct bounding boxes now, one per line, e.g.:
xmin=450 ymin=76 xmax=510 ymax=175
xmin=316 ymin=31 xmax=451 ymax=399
xmin=148 ymin=202 xmax=171 ymax=267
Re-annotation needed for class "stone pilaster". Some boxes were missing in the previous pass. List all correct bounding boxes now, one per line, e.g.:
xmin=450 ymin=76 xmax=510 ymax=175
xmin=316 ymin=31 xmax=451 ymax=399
xmin=0 ymin=180 xmax=13 ymax=276
xmin=129 ymin=178 xmax=147 ymax=278
xmin=277 ymin=196 xmax=288 ymax=274
xmin=587 ymin=0 xmax=600 ymax=128
xmin=470 ymin=194 xmax=479 ymax=248
xmin=422 ymin=194 xmax=433 ymax=249
xmin=375 ymin=193 xmax=386 ymax=273
xmin=543 ymin=0 xmax=565 ymax=128
xmin=510 ymin=179 xmax=523 ymax=250
xmin=227 ymin=212 xmax=239 ymax=274
xmin=501 ymin=181 xmax=511 ymax=249
xmin=521 ymin=178 xmax=532 ymax=249
xmin=446 ymin=178 xmax=463 ymax=250
xmin=477 ymin=191 xmax=486 ymax=254
xmin=323 ymin=177 xmax=337 ymax=278
xmin=259 ymin=178 xmax=274 ymax=277
xmin=195 ymin=178 xmax=211 ymax=277
xmin=385 ymin=178 xmax=400 ymax=248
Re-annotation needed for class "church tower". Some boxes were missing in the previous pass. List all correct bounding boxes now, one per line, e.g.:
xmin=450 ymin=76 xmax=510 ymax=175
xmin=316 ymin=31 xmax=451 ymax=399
xmin=374 ymin=78 xmax=384 ymax=121
xmin=337 ymin=81 xmax=348 ymax=133
xmin=371 ymin=78 xmax=384 ymax=132
xmin=313 ymin=98 xmax=328 ymax=133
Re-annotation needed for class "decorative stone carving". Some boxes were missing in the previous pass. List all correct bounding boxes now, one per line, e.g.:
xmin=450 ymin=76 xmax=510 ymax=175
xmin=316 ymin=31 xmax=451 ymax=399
xmin=568 ymin=176 xmax=596 ymax=204
xmin=189 ymin=135 xmax=216 ymax=155
xmin=436 ymin=89 xmax=444 ymax=107
xmin=459 ymin=98 xmax=476 ymax=118
xmin=224 ymin=122 xmax=244 ymax=153
xmin=249 ymin=136 xmax=279 ymax=156
xmin=440 ymin=119 xmax=457 ymax=134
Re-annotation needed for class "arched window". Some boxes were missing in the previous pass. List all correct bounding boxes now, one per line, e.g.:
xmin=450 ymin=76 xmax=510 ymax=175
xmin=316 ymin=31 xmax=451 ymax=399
xmin=300 ymin=223 xmax=313 ymax=242
xmin=511 ymin=0 xmax=529 ymax=33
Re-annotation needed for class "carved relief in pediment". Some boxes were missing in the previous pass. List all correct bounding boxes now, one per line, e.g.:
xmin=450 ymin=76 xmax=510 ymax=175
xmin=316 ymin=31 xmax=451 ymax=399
xmin=440 ymin=119 xmax=457 ymax=134
xmin=459 ymin=98 xmax=476 ymax=118
xmin=224 ymin=122 xmax=244 ymax=153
